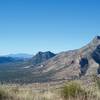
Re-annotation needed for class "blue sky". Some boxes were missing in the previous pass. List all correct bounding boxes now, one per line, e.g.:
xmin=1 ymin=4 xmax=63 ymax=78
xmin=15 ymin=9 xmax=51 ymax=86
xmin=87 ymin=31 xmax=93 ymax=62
xmin=0 ymin=0 xmax=100 ymax=55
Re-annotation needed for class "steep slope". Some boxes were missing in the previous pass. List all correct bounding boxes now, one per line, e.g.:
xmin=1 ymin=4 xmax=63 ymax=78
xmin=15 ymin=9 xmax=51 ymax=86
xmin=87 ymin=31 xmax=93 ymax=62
xmin=34 ymin=36 xmax=100 ymax=81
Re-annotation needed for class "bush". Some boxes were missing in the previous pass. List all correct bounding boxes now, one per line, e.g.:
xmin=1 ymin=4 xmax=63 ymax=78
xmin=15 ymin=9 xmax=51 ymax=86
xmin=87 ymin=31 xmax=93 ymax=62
xmin=93 ymin=75 xmax=100 ymax=90
xmin=96 ymin=78 xmax=100 ymax=90
xmin=61 ymin=82 xmax=87 ymax=99
xmin=0 ymin=88 xmax=8 ymax=100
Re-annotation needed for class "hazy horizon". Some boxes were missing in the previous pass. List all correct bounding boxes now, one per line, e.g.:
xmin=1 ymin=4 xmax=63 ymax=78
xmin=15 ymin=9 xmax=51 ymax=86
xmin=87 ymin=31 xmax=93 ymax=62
xmin=0 ymin=0 xmax=100 ymax=55
xmin=0 ymin=35 xmax=99 ymax=56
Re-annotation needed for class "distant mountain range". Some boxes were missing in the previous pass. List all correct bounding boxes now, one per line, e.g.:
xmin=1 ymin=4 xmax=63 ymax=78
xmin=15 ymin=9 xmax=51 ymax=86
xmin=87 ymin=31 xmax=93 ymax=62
xmin=3 ymin=53 xmax=33 ymax=58
xmin=0 ymin=52 xmax=56 ymax=65
xmin=0 ymin=53 xmax=33 ymax=64
xmin=0 ymin=36 xmax=100 ymax=83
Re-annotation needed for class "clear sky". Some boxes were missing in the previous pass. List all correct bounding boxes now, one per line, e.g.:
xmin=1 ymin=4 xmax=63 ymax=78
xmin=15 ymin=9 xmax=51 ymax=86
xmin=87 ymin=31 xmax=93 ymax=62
xmin=0 ymin=0 xmax=100 ymax=55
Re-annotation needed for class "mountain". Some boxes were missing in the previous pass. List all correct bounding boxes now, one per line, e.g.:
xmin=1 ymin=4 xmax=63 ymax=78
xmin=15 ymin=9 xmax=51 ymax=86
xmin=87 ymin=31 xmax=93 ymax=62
xmin=0 ymin=53 xmax=33 ymax=64
xmin=30 ymin=51 xmax=56 ymax=66
xmin=0 ymin=36 xmax=100 ymax=83
xmin=0 ymin=51 xmax=56 ymax=83
xmin=5 ymin=53 xmax=33 ymax=59
xmin=0 ymin=57 xmax=17 ymax=64
xmin=32 ymin=36 xmax=100 ymax=81
xmin=0 ymin=56 xmax=26 ymax=64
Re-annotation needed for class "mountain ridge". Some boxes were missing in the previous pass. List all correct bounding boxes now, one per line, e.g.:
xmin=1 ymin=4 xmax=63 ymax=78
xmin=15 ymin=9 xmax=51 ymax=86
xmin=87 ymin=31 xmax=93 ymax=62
xmin=0 ymin=36 xmax=100 ymax=83
xmin=2 ymin=53 xmax=33 ymax=59
xmin=32 ymin=36 xmax=100 ymax=81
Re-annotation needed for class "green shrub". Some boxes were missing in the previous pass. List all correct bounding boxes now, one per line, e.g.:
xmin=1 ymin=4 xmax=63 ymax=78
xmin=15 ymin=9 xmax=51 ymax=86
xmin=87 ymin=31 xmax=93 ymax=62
xmin=95 ymin=77 xmax=100 ymax=90
xmin=93 ymin=75 xmax=100 ymax=90
xmin=61 ymin=82 xmax=87 ymax=99
xmin=0 ymin=88 xmax=8 ymax=100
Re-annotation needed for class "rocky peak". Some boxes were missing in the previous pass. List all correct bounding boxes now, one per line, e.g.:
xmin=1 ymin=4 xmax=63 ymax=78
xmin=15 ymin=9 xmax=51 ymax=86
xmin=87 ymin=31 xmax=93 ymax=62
xmin=80 ymin=36 xmax=100 ymax=56
xmin=92 ymin=36 xmax=100 ymax=44
xmin=36 ymin=51 xmax=55 ymax=58
xmin=31 ymin=51 xmax=56 ymax=66
xmin=37 ymin=51 xmax=43 ymax=55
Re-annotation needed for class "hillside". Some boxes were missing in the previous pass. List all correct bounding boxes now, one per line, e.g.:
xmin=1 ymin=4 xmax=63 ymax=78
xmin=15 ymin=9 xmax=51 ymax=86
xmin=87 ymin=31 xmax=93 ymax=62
xmin=34 ymin=36 xmax=100 ymax=81
xmin=0 ymin=36 xmax=100 ymax=83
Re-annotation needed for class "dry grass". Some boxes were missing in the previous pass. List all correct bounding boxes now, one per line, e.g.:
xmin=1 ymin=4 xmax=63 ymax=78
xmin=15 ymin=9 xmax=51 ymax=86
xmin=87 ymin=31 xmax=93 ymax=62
xmin=0 ymin=79 xmax=100 ymax=100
